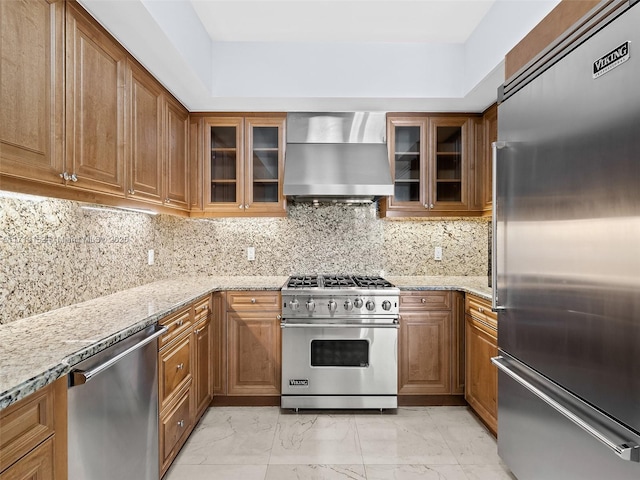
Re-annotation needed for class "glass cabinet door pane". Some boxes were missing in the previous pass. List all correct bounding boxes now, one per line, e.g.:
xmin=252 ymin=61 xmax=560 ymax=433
xmin=435 ymin=126 xmax=462 ymax=202
xmin=211 ymin=151 xmax=237 ymax=180
xmin=250 ymin=125 xmax=280 ymax=204
xmin=394 ymin=126 xmax=421 ymax=202
xmin=211 ymin=182 xmax=236 ymax=203
xmin=211 ymin=127 xmax=236 ymax=148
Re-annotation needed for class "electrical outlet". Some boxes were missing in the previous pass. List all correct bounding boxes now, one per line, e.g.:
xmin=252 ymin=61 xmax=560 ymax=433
xmin=434 ymin=246 xmax=443 ymax=261
xmin=247 ymin=246 xmax=255 ymax=261
xmin=148 ymin=249 xmax=155 ymax=265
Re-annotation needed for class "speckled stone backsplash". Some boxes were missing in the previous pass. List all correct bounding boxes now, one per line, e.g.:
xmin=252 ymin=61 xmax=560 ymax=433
xmin=1 ymin=197 xmax=489 ymax=323
xmin=0 ymin=195 xmax=166 ymax=323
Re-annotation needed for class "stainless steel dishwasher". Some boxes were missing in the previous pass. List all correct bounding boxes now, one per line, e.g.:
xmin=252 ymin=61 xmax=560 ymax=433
xmin=68 ymin=324 xmax=166 ymax=480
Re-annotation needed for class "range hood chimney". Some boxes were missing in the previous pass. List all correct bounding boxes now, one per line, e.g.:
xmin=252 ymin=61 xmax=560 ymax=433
xmin=283 ymin=112 xmax=394 ymax=203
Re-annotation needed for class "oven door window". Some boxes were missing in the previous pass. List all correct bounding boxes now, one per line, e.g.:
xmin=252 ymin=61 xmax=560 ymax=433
xmin=310 ymin=340 xmax=369 ymax=367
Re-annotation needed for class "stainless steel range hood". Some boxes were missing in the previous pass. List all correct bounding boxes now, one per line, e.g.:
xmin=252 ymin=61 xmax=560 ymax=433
xmin=284 ymin=112 xmax=393 ymax=203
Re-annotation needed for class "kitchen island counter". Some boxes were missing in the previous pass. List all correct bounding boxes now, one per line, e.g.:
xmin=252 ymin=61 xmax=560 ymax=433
xmin=0 ymin=276 xmax=287 ymax=410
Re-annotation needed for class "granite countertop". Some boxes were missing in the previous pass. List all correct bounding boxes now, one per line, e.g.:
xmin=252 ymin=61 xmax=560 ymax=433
xmin=0 ymin=275 xmax=491 ymax=410
xmin=390 ymin=276 xmax=492 ymax=300
xmin=0 ymin=276 xmax=287 ymax=410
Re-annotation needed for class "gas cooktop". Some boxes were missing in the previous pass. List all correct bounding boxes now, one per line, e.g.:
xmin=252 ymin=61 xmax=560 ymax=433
xmin=285 ymin=274 xmax=395 ymax=290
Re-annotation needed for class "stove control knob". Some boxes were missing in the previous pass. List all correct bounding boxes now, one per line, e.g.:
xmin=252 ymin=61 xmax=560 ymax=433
xmin=366 ymin=299 xmax=375 ymax=311
xmin=354 ymin=298 xmax=364 ymax=309
xmin=328 ymin=300 xmax=337 ymax=313
xmin=289 ymin=299 xmax=299 ymax=311
xmin=382 ymin=300 xmax=392 ymax=311
xmin=344 ymin=299 xmax=353 ymax=311
xmin=306 ymin=299 xmax=315 ymax=312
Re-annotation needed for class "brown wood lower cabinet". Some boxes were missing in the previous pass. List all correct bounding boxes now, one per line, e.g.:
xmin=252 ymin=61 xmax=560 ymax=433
xmin=0 ymin=378 xmax=67 ymax=480
xmin=465 ymin=294 xmax=498 ymax=435
xmin=157 ymin=294 xmax=213 ymax=476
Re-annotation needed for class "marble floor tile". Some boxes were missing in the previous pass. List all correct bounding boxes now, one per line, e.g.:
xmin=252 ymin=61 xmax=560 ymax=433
xmin=270 ymin=413 xmax=363 ymax=464
xmin=265 ymin=464 xmax=367 ymax=480
xmin=436 ymin=423 xmax=502 ymax=465
xmin=355 ymin=412 xmax=458 ymax=465
xmin=426 ymin=406 xmax=486 ymax=428
xmin=164 ymin=464 xmax=268 ymax=480
xmin=462 ymin=464 xmax=518 ymax=480
xmin=174 ymin=407 xmax=279 ymax=465
xmin=365 ymin=464 xmax=469 ymax=480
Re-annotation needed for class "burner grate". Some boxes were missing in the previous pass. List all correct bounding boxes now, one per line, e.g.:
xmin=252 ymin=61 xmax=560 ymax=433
xmin=352 ymin=276 xmax=394 ymax=288
xmin=287 ymin=275 xmax=319 ymax=288
xmin=322 ymin=275 xmax=357 ymax=288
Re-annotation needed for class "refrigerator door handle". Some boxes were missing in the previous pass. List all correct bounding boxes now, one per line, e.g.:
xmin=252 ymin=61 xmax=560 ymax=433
xmin=492 ymin=355 xmax=640 ymax=463
xmin=492 ymin=141 xmax=506 ymax=311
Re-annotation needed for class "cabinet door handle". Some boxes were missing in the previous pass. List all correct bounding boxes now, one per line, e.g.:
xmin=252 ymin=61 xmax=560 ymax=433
xmin=176 ymin=363 xmax=184 ymax=370
xmin=421 ymin=298 xmax=426 ymax=304
xmin=429 ymin=203 xmax=434 ymax=209
xmin=251 ymin=298 xmax=256 ymax=304
xmin=195 ymin=326 xmax=206 ymax=334
xmin=177 ymin=420 xmax=185 ymax=428
xmin=245 ymin=204 xmax=249 ymax=209
xmin=198 ymin=305 xmax=208 ymax=312
xmin=177 ymin=319 xmax=184 ymax=327
xmin=128 ymin=189 xmax=135 ymax=195
xmin=239 ymin=205 xmax=243 ymax=209
xmin=478 ymin=307 xmax=484 ymax=313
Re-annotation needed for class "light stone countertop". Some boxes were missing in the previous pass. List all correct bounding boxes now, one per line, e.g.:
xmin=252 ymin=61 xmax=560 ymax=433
xmin=0 ymin=275 xmax=491 ymax=411
xmin=0 ymin=276 xmax=287 ymax=410
xmin=389 ymin=276 xmax=492 ymax=300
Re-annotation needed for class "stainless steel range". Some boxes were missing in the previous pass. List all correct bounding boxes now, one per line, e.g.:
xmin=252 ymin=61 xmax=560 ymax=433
xmin=281 ymin=274 xmax=400 ymax=410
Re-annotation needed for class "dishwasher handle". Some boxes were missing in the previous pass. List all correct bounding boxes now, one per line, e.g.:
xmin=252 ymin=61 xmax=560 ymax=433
xmin=71 ymin=325 xmax=167 ymax=385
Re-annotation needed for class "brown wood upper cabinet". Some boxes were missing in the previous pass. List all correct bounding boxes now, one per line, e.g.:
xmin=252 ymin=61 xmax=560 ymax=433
xmin=0 ymin=0 xmax=65 ymax=186
xmin=65 ymin=1 xmax=127 ymax=195
xmin=481 ymin=104 xmax=497 ymax=214
xmin=194 ymin=114 xmax=286 ymax=217
xmin=382 ymin=114 xmax=483 ymax=218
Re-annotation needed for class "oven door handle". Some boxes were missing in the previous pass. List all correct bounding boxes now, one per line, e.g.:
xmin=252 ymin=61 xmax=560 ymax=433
xmin=281 ymin=322 xmax=399 ymax=329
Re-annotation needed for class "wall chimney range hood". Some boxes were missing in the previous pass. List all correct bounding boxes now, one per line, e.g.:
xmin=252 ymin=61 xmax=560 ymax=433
xmin=283 ymin=112 xmax=393 ymax=203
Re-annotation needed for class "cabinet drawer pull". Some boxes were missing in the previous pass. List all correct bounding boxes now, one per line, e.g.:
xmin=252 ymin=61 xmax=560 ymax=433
xmin=177 ymin=420 xmax=185 ymax=428
xmin=177 ymin=319 xmax=184 ymax=327
xmin=478 ymin=307 xmax=484 ymax=313
xmin=195 ymin=327 xmax=206 ymax=334
xmin=251 ymin=298 xmax=256 ymax=304
xmin=176 ymin=363 xmax=184 ymax=370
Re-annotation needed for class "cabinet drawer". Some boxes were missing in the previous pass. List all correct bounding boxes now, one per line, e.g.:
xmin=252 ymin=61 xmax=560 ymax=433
xmin=0 ymin=384 xmax=55 ymax=471
xmin=465 ymin=295 xmax=497 ymax=330
xmin=159 ymin=333 xmax=192 ymax=411
xmin=193 ymin=295 xmax=212 ymax=322
xmin=160 ymin=386 xmax=191 ymax=466
xmin=227 ymin=291 xmax=280 ymax=311
xmin=0 ymin=436 xmax=54 ymax=480
xmin=400 ymin=291 xmax=452 ymax=311
xmin=158 ymin=306 xmax=192 ymax=350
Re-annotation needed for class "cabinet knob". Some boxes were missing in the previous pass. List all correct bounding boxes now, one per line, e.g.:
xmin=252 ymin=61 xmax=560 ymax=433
xmin=430 ymin=203 xmax=434 ymax=209
xmin=176 ymin=363 xmax=184 ymax=370
xmin=421 ymin=298 xmax=426 ymax=304
xmin=70 ymin=173 xmax=78 ymax=182
xmin=251 ymin=298 xmax=256 ymax=304
xmin=177 ymin=420 xmax=185 ymax=428
xmin=128 ymin=189 xmax=135 ymax=195
xmin=165 ymin=198 xmax=171 ymax=203
xmin=478 ymin=307 xmax=484 ymax=313
xmin=424 ymin=203 xmax=429 ymax=209
xmin=245 ymin=204 xmax=249 ymax=209
xmin=177 ymin=319 xmax=184 ymax=327
xmin=239 ymin=204 xmax=243 ymax=209
xmin=276 ymin=314 xmax=282 ymax=320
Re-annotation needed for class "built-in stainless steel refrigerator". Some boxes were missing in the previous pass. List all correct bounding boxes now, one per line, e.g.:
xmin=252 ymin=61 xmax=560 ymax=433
xmin=492 ymin=1 xmax=640 ymax=478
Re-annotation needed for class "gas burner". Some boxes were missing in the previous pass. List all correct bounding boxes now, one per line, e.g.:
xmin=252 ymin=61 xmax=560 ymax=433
xmin=287 ymin=275 xmax=319 ymax=288
xmin=352 ymin=276 xmax=394 ymax=288
xmin=323 ymin=275 xmax=357 ymax=288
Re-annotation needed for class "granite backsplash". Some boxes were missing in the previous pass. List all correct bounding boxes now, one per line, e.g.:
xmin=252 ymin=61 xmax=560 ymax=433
xmin=0 ymin=195 xmax=489 ymax=323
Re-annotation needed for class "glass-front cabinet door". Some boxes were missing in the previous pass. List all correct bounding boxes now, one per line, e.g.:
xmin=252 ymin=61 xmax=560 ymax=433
xmin=387 ymin=116 xmax=427 ymax=212
xmin=428 ymin=117 xmax=469 ymax=212
xmin=206 ymin=117 xmax=244 ymax=213
xmin=245 ymin=116 xmax=285 ymax=214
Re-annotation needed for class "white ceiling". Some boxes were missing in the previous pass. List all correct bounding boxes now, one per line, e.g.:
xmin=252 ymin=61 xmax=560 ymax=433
xmin=190 ymin=0 xmax=496 ymax=43
xmin=79 ymin=0 xmax=561 ymax=112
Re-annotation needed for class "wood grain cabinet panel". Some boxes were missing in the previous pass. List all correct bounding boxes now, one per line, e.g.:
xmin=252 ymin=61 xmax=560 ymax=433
xmin=193 ymin=314 xmax=213 ymax=419
xmin=465 ymin=294 xmax=498 ymax=435
xmin=399 ymin=311 xmax=452 ymax=395
xmin=65 ymin=1 xmax=127 ymax=195
xmin=0 ymin=438 xmax=54 ymax=480
xmin=212 ymin=293 xmax=227 ymax=396
xmin=159 ymin=385 xmax=191 ymax=475
xmin=158 ymin=334 xmax=192 ymax=412
xmin=0 ymin=0 xmax=64 ymax=185
xmin=227 ymin=311 xmax=281 ymax=396
xmin=164 ymin=96 xmax=190 ymax=209
xmin=128 ymin=62 xmax=163 ymax=203
xmin=482 ymin=104 xmax=497 ymax=213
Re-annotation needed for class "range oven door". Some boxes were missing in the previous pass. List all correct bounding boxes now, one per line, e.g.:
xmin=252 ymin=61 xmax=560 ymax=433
xmin=281 ymin=323 xmax=398 ymax=397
